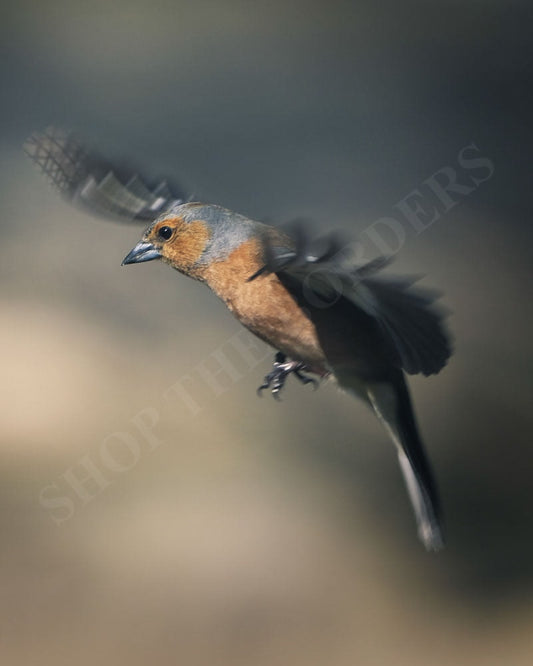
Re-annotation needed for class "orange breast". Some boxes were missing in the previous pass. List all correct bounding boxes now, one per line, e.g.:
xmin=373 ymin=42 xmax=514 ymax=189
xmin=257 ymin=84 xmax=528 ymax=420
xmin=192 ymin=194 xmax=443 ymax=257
xmin=202 ymin=238 xmax=327 ymax=369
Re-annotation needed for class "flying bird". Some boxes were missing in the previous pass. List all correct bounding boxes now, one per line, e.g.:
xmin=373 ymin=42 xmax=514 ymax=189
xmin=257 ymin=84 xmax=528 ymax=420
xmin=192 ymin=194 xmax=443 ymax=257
xmin=24 ymin=127 xmax=452 ymax=551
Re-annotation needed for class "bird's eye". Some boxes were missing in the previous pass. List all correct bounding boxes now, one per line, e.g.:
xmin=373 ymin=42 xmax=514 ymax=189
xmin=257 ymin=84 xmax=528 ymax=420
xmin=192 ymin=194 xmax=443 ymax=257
xmin=158 ymin=225 xmax=173 ymax=240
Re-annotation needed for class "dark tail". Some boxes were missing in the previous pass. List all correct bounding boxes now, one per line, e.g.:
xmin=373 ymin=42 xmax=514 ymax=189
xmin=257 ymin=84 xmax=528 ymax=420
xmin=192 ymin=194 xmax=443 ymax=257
xmin=364 ymin=375 xmax=444 ymax=551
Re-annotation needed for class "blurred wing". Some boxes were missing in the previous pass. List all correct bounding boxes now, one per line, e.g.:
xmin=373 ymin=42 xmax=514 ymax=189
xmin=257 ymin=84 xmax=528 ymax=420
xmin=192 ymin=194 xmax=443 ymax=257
xmin=24 ymin=127 xmax=188 ymax=224
xmin=250 ymin=226 xmax=452 ymax=376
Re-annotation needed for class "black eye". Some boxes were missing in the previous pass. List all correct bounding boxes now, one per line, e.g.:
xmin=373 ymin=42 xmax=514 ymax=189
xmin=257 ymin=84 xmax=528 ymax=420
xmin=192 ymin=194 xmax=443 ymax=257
xmin=158 ymin=225 xmax=173 ymax=240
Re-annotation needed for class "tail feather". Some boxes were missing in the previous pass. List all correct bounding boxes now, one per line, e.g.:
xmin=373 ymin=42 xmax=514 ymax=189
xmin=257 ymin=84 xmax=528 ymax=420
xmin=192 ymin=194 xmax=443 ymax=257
xmin=365 ymin=377 xmax=444 ymax=551
xmin=395 ymin=448 xmax=443 ymax=550
xmin=336 ymin=369 xmax=444 ymax=551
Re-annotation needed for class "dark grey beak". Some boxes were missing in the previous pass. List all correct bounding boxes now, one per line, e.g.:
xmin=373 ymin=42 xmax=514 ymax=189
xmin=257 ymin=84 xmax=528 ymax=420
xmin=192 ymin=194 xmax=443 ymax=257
xmin=121 ymin=241 xmax=161 ymax=266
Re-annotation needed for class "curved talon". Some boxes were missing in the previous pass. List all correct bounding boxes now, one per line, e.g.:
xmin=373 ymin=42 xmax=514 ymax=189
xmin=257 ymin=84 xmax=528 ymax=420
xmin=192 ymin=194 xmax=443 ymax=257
xmin=271 ymin=387 xmax=283 ymax=401
xmin=293 ymin=369 xmax=319 ymax=389
xmin=257 ymin=353 xmax=318 ymax=399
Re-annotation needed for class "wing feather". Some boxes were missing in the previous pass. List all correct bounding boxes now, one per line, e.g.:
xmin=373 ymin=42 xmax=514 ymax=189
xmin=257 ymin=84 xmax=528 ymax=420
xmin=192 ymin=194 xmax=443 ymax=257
xmin=250 ymin=227 xmax=452 ymax=376
xmin=24 ymin=127 xmax=187 ymax=224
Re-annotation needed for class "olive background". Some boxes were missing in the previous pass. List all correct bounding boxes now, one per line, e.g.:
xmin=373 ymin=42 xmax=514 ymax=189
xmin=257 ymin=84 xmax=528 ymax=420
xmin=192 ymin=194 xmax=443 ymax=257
xmin=1 ymin=1 xmax=532 ymax=664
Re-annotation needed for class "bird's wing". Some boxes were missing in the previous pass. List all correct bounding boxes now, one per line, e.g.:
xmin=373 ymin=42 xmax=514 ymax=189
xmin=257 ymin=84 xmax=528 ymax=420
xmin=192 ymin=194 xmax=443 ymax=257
xmin=250 ymin=225 xmax=452 ymax=376
xmin=24 ymin=127 xmax=187 ymax=224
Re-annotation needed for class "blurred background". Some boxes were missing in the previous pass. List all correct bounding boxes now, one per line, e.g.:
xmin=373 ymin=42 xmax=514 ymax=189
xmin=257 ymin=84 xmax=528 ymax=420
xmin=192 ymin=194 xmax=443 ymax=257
xmin=1 ymin=1 xmax=533 ymax=664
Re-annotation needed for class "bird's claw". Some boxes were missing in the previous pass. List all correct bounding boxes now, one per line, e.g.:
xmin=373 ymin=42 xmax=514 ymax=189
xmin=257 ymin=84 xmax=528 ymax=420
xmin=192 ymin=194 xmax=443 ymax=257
xmin=293 ymin=369 xmax=319 ymax=389
xmin=257 ymin=352 xmax=318 ymax=400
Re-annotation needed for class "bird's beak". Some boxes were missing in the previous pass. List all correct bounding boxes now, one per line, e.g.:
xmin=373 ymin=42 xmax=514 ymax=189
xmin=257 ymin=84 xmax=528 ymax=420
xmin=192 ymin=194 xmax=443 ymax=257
xmin=121 ymin=241 xmax=161 ymax=266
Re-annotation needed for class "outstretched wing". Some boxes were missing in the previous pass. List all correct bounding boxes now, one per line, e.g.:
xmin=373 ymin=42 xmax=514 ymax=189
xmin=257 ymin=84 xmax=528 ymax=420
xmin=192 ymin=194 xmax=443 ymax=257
xmin=250 ymin=224 xmax=452 ymax=376
xmin=24 ymin=127 xmax=188 ymax=224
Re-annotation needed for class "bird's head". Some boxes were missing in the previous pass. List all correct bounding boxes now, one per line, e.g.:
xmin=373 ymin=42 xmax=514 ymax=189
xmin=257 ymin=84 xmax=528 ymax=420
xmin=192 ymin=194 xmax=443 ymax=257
xmin=121 ymin=203 xmax=257 ymax=278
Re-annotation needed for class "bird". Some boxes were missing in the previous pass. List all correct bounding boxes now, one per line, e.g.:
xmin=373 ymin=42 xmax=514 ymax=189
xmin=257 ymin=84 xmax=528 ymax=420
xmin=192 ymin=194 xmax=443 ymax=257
xmin=24 ymin=127 xmax=452 ymax=551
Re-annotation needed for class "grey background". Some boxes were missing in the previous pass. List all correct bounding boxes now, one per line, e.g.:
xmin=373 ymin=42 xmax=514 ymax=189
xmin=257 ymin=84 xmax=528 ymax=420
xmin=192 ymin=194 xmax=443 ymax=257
xmin=1 ymin=1 xmax=532 ymax=664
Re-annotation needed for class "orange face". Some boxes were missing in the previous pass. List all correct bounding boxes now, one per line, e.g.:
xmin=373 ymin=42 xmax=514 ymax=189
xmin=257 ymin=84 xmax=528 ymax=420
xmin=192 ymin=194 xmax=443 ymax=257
xmin=147 ymin=217 xmax=212 ymax=273
xmin=122 ymin=216 xmax=211 ymax=278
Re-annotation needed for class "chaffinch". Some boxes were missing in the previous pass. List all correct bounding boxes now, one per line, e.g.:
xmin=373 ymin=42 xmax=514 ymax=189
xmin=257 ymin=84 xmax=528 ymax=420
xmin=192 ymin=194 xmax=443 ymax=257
xmin=25 ymin=127 xmax=452 ymax=551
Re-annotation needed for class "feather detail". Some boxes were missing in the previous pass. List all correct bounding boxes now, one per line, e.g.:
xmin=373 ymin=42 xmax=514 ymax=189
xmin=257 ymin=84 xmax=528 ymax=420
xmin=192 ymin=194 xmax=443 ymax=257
xmin=364 ymin=378 xmax=444 ymax=551
xmin=24 ymin=127 xmax=187 ymax=224
xmin=252 ymin=226 xmax=452 ymax=376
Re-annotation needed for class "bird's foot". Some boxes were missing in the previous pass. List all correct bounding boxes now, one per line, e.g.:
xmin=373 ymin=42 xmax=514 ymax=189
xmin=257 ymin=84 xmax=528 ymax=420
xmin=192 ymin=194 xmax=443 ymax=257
xmin=257 ymin=352 xmax=318 ymax=400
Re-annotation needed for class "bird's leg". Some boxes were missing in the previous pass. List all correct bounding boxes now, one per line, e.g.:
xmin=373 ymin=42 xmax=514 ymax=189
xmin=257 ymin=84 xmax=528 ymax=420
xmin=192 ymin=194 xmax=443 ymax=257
xmin=257 ymin=352 xmax=318 ymax=400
